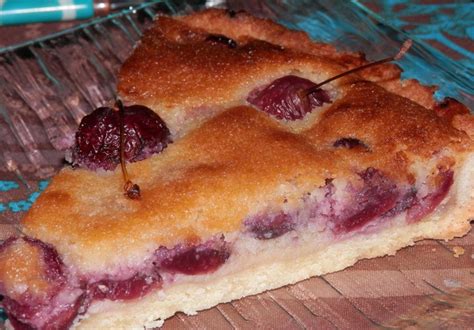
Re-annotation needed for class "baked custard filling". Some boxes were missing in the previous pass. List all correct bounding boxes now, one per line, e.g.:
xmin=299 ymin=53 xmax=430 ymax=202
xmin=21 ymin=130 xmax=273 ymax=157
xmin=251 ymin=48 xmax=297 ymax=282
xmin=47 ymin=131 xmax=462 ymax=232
xmin=0 ymin=164 xmax=454 ymax=329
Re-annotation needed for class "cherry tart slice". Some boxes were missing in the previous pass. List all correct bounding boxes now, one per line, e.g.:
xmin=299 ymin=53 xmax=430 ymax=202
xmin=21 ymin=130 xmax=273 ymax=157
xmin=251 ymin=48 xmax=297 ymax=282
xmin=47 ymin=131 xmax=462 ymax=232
xmin=1 ymin=8 xmax=473 ymax=330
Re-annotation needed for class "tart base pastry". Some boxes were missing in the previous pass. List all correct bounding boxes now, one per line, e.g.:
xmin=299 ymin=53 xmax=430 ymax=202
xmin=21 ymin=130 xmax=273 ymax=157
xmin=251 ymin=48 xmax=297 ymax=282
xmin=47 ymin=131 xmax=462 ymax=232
xmin=1 ymin=9 xmax=473 ymax=330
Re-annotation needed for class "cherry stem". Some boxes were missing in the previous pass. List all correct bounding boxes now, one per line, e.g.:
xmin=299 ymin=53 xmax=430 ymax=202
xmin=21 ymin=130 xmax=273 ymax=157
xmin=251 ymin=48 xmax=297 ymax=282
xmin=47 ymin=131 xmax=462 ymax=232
xmin=303 ymin=39 xmax=413 ymax=96
xmin=116 ymin=99 xmax=141 ymax=200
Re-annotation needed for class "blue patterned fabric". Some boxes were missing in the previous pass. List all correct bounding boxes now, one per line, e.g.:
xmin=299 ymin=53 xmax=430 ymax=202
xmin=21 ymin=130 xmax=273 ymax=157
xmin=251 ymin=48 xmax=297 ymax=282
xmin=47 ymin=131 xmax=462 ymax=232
xmin=354 ymin=0 xmax=473 ymax=103
xmin=368 ymin=0 xmax=473 ymax=60
xmin=0 ymin=180 xmax=49 ymax=213
xmin=273 ymin=0 xmax=473 ymax=108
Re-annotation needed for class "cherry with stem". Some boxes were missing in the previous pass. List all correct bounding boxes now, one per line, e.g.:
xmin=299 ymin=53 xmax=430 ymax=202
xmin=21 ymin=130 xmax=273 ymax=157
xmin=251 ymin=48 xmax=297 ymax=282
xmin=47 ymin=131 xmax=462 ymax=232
xmin=116 ymin=99 xmax=141 ymax=200
xmin=301 ymin=40 xmax=413 ymax=97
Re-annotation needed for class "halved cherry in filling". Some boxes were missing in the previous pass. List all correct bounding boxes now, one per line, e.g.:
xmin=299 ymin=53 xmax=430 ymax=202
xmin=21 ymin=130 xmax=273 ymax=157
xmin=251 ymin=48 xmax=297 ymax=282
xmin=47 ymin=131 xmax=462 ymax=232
xmin=332 ymin=168 xmax=400 ymax=234
xmin=407 ymin=169 xmax=453 ymax=222
xmin=247 ymin=75 xmax=331 ymax=120
xmin=87 ymin=271 xmax=162 ymax=301
xmin=71 ymin=104 xmax=171 ymax=171
xmin=4 ymin=293 xmax=84 ymax=330
xmin=157 ymin=239 xmax=230 ymax=275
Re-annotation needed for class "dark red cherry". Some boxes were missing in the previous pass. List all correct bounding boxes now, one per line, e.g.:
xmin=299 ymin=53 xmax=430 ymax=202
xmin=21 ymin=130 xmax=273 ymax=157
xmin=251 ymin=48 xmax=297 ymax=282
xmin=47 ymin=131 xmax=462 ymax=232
xmin=158 ymin=241 xmax=230 ymax=275
xmin=71 ymin=105 xmax=171 ymax=171
xmin=3 ymin=293 xmax=84 ymax=330
xmin=407 ymin=170 xmax=453 ymax=223
xmin=251 ymin=41 xmax=413 ymax=122
xmin=244 ymin=212 xmax=295 ymax=239
xmin=87 ymin=270 xmax=162 ymax=301
xmin=332 ymin=168 xmax=399 ymax=234
xmin=247 ymin=75 xmax=331 ymax=120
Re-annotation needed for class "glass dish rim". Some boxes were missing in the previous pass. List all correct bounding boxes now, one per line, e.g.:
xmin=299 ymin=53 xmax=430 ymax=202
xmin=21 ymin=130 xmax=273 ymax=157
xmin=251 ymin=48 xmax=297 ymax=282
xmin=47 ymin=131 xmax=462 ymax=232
xmin=0 ymin=0 xmax=459 ymax=67
xmin=0 ymin=0 xmax=177 ymax=54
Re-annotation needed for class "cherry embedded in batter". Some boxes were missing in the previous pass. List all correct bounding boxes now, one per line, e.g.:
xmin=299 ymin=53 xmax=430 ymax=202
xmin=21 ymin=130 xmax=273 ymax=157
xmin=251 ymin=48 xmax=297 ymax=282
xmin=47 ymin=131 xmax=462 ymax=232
xmin=331 ymin=168 xmax=400 ymax=234
xmin=247 ymin=41 xmax=412 ymax=122
xmin=333 ymin=137 xmax=369 ymax=150
xmin=244 ymin=212 xmax=295 ymax=239
xmin=407 ymin=169 xmax=454 ymax=223
xmin=158 ymin=241 xmax=230 ymax=275
xmin=4 ymin=294 xmax=84 ymax=330
xmin=205 ymin=34 xmax=238 ymax=48
xmin=87 ymin=271 xmax=162 ymax=301
xmin=247 ymin=75 xmax=331 ymax=120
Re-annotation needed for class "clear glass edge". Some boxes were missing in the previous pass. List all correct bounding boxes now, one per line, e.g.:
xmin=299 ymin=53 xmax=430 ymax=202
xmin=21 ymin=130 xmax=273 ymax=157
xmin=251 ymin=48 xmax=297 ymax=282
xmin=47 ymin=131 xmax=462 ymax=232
xmin=0 ymin=0 xmax=171 ymax=54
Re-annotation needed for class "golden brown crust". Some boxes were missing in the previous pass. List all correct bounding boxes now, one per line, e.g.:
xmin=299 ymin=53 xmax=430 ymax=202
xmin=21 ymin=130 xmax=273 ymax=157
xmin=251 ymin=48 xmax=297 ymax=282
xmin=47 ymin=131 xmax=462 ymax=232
xmin=23 ymin=80 xmax=473 ymax=273
xmin=117 ymin=13 xmax=342 ymax=107
xmin=307 ymin=81 xmax=470 ymax=156
xmin=18 ymin=9 xmax=474 ymax=276
xmin=178 ymin=8 xmax=362 ymax=64
xmin=118 ymin=8 xmax=441 ymax=136
xmin=453 ymin=114 xmax=474 ymax=139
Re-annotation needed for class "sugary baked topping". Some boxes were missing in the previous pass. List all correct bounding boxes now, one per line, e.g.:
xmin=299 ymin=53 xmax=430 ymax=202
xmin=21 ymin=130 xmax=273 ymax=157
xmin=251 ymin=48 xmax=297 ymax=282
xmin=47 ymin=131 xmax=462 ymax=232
xmin=247 ymin=75 xmax=331 ymax=120
xmin=0 ymin=237 xmax=65 ymax=303
xmin=71 ymin=105 xmax=171 ymax=171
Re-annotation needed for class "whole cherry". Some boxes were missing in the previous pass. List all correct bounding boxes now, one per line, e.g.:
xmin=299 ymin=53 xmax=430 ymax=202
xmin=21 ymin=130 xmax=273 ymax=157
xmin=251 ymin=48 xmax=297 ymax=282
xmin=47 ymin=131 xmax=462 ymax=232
xmin=71 ymin=104 xmax=171 ymax=171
